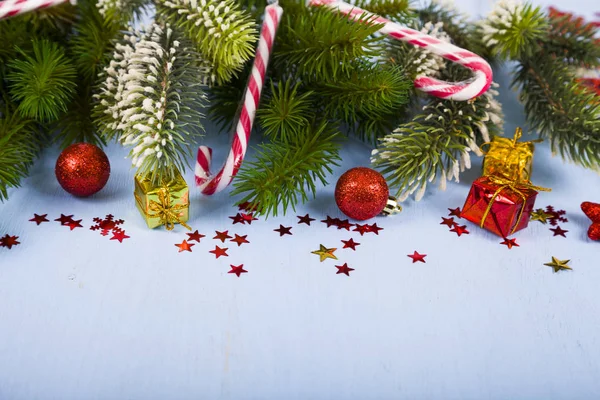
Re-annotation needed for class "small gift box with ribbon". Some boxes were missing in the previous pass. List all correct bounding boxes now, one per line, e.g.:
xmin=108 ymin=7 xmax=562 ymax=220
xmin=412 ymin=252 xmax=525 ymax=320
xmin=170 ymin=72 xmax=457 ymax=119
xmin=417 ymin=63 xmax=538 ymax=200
xmin=134 ymin=169 xmax=191 ymax=230
xmin=481 ymin=127 xmax=542 ymax=182
xmin=461 ymin=175 xmax=551 ymax=237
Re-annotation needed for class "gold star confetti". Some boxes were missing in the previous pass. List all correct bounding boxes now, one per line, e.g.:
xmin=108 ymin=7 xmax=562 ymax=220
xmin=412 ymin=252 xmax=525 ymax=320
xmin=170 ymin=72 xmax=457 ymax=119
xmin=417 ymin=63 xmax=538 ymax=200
xmin=544 ymin=257 xmax=572 ymax=273
xmin=311 ymin=244 xmax=338 ymax=262
xmin=530 ymin=208 xmax=553 ymax=224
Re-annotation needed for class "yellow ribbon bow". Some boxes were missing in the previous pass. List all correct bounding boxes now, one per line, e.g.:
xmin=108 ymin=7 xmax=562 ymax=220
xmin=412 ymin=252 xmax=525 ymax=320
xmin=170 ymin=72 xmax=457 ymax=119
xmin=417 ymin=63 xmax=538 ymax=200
xmin=136 ymin=187 xmax=191 ymax=231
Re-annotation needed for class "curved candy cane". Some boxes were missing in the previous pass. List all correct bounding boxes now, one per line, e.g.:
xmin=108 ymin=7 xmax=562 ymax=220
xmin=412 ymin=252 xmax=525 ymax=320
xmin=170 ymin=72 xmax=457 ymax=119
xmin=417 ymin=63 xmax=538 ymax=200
xmin=195 ymin=2 xmax=282 ymax=195
xmin=309 ymin=0 xmax=493 ymax=101
xmin=0 ymin=0 xmax=72 ymax=19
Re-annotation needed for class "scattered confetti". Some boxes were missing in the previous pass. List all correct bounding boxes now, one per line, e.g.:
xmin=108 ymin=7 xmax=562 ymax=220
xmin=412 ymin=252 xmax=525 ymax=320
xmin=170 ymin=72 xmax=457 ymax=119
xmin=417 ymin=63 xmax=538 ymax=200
xmin=407 ymin=251 xmax=427 ymax=263
xmin=336 ymin=219 xmax=353 ymax=231
xmin=238 ymin=201 xmax=259 ymax=212
xmin=90 ymin=214 xmax=124 ymax=236
xmin=550 ymin=226 xmax=568 ymax=237
xmin=213 ymin=230 xmax=232 ymax=242
xmin=29 ymin=214 xmax=49 ymax=225
xmin=297 ymin=214 xmax=315 ymax=225
xmin=228 ymin=264 xmax=248 ymax=277
xmin=175 ymin=240 xmax=194 ymax=252
xmin=209 ymin=246 xmax=229 ymax=258
xmin=448 ymin=207 xmax=462 ymax=218
xmin=230 ymin=234 xmax=249 ymax=246
xmin=341 ymin=238 xmax=360 ymax=250
xmin=66 ymin=219 xmax=83 ymax=230
xmin=335 ymin=263 xmax=354 ymax=276
xmin=440 ymin=217 xmax=456 ymax=228
xmin=544 ymin=257 xmax=572 ymax=273
xmin=311 ymin=244 xmax=338 ymax=262
xmin=352 ymin=224 xmax=371 ymax=236
xmin=55 ymin=214 xmax=74 ymax=225
xmin=0 ymin=234 xmax=20 ymax=249
xmin=274 ymin=225 xmax=292 ymax=236
xmin=450 ymin=224 xmax=469 ymax=236
xmin=229 ymin=213 xmax=245 ymax=224
xmin=530 ymin=208 xmax=552 ymax=224
xmin=368 ymin=223 xmax=383 ymax=235
xmin=321 ymin=216 xmax=340 ymax=228
xmin=110 ymin=230 xmax=130 ymax=243
xmin=187 ymin=230 xmax=205 ymax=242
xmin=500 ymin=237 xmax=519 ymax=249
xmin=241 ymin=213 xmax=258 ymax=224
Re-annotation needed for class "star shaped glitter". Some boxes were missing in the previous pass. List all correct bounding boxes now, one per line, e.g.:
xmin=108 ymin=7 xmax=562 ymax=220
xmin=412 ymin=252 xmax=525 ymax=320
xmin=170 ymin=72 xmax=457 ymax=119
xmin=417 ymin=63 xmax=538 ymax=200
xmin=311 ymin=244 xmax=338 ymax=262
xmin=530 ymin=208 xmax=553 ymax=224
xmin=55 ymin=214 xmax=74 ymax=225
xmin=230 ymin=234 xmax=249 ymax=246
xmin=352 ymin=224 xmax=371 ymax=236
xmin=209 ymin=246 xmax=228 ymax=258
xmin=440 ymin=217 xmax=456 ymax=228
xmin=297 ymin=214 xmax=315 ymax=225
xmin=368 ymin=223 xmax=383 ymax=235
xmin=229 ymin=213 xmax=245 ymax=225
xmin=187 ymin=230 xmax=205 ymax=242
xmin=29 ymin=213 xmax=49 ymax=225
xmin=336 ymin=219 xmax=353 ymax=231
xmin=274 ymin=225 xmax=292 ymax=236
xmin=110 ymin=230 xmax=130 ymax=243
xmin=341 ymin=238 xmax=360 ymax=250
xmin=321 ymin=216 xmax=340 ymax=228
xmin=544 ymin=257 xmax=572 ymax=273
xmin=175 ymin=239 xmax=194 ymax=252
xmin=448 ymin=207 xmax=462 ymax=218
xmin=407 ymin=251 xmax=427 ymax=263
xmin=241 ymin=213 xmax=258 ymax=224
xmin=238 ymin=201 xmax=260 ymax=212
xmin=500 ymin=237 xmax=519 ymax=249
xmin=550 ymin=226 xmax=568 ymax=237
xmin=0 ymin=234 xmax=20 ymax=249
xmin=228 ymin=264 xmax=248 ymax=277
xmin=450 ymin=224 xmax=469 ymax=236
xmin=335 ymin=263 xmax=354 ymax=276
xmin=213 ymin=230 xmax=232 ymax=242
xmin=66 ymin=219 xmax=83 ymax=230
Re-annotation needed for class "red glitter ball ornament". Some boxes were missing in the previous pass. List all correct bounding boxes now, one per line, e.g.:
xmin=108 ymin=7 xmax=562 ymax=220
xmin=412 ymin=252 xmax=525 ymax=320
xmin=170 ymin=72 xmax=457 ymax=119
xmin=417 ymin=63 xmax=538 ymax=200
xmin=55 ymin=143 xmax=110 ymax=197
xmin=335 ymin=167 xmax=389 ymax=221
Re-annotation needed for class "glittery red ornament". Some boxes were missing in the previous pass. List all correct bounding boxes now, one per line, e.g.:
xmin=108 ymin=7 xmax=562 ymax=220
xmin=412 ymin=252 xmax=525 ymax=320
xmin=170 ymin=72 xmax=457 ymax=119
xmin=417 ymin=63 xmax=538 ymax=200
xmin=581 ymin=201 xmax=600 ymax=241
xmin=335 ymin=167 xmax=389 ymax=221
xmin=55 ymin=143 xmax=110 ymax=197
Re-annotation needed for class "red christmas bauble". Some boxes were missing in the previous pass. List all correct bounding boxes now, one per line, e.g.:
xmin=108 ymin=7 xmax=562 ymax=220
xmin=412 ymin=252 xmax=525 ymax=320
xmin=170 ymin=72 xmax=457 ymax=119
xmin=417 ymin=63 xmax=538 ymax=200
xmin=335 ymin=167 xmax=389 ymax=221
xmin=55 ymin=143 xmax=110 ymax=197
xmin=581 ymin=201 xmax=600 ymax=241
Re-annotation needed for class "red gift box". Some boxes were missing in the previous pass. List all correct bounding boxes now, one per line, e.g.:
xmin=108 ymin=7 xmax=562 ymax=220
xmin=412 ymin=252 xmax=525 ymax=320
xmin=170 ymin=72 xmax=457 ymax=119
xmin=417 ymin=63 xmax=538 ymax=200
xmin=461 ymin=176 xmax=546 ymax=237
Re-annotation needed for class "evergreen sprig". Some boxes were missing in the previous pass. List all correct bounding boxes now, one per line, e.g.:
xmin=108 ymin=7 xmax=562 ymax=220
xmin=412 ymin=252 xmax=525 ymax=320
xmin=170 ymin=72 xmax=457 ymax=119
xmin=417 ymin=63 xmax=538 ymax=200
xmin=546 ymin=7 xmax=600 ymax=67
xmin=231 ymin=121 xmax=342 ymax=217
xmin=352 ymin=0 xmax=413 ymax=22
xmin=7 ymin=39 xmax=77 ymax=122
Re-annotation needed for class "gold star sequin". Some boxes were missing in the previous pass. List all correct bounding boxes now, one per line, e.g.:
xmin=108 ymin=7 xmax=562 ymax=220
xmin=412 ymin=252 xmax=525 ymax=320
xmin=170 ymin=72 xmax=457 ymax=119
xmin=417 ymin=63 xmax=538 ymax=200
xmin=544 ymin=257 xmax=572 ymax=273
xmin=311 ymin=244 xmax=338 ymax=262
xmin=530 ymin=208 xmax=553 ymax=224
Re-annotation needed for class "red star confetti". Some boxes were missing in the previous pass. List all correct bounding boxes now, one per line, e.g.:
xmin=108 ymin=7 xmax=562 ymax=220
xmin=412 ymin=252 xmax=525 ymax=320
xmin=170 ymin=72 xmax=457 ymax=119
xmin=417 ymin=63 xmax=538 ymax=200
xmin=336 ymin=219 xmax=353 ymax=231
xmin=0 ymin=234 xmax=20 ymax=249
xmin=238 ymin=201 xmax=260 ymax=212
xmin=352 ymin=224 xmax=371 ymax=236
xmin=29 ymin=213 xmax=49 ymax=225
xmin=297 ymin=214 xmax=315 ymax=225
xmin=407 ymin=251 xmax=427 ymax=263
xmin=335 ymin=263 xmax=354 ymax=276
xmin=55 ymin=214 xmax=74 ymax=225
xmin=368 ymin=223 xmax=383 ymax=235
xmin=230 ymin=234 xmax=249 ymax=247
xmin=209 ymin=246 xmax=229 ymax=258
xmin=90 ymin=214 xmax=124 ymax=236
xmin=321 ymin=216 xmax=341 ymax=228
xmin=450 ymin=224 xmax=469 ymax=236
xmin=175 ymin=240 xmax=194 ymax=252
xmin=187 ymin=230 xmax=205 ymax=242
xmin=213 ymin=230 xmax=232 ymax=242
xmin=550 ymin=226 xmax=568 ymax=237
xmin=274 ymin=225 xmax=292 ymax=236
xmin=66 ymin=219 xmax=83 ymax=231
xmin=229 ymin=213 xmax=245 ymax=225
xmin=440 ymin=217 xmax=456 ymax=228
xmin=241 ymin=213 xmax=258 ymax=224
xmin=228 ymin=264 xmax=248 ymax=277
xmin=448 ymin=207 xmax=462 ymax=218
xmin=110 ymin=230 xmax=130 ymax=243
xmin=341 ymin=238 xmax=360 ymax=251
xmin=500 ymin=237 xmax=519 ymax=249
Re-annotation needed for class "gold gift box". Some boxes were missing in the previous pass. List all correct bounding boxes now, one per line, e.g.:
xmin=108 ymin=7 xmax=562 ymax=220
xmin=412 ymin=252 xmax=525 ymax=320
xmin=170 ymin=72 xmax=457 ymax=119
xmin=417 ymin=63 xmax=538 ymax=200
xmin=134 ymin=169 xmax=190 ymax=230
xmin=482 ymin=127 xmax=539 ymax=182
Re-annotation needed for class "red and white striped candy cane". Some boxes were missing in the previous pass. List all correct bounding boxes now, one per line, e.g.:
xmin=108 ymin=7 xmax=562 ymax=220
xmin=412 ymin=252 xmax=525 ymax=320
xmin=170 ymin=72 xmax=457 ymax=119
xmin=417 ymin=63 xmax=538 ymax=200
xmin=0 ymin=0 xmax=72 ymax=20
xmin=195 ymin=2 xmax=283 ymax=195
xmin=309 ymin=0 xmax=493 ymax=101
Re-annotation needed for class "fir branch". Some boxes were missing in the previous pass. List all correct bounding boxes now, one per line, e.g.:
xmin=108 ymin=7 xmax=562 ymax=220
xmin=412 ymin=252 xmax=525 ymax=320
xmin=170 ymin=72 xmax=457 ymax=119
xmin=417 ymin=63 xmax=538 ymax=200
xmin=207 ymin=60 xmax=252 ymax=132
xmin=231 ymin=121 xmax=342 ymax=217
xmin=546 ymin=7 xmax=600 ymax=67
xmin=157 ymin=0 xmax=257 ymax=84
xmin=56 ymin=86 xmax=106 ymax=148
xmin=257 ymin=80 xmax=313 ymax=142
xmin=97 ymin=0 xmax=151 ymax=24
xmin=7 ymin=39 xmax=77 ymax=123
xmin=351 ymin=0 xmax=413 ymax=23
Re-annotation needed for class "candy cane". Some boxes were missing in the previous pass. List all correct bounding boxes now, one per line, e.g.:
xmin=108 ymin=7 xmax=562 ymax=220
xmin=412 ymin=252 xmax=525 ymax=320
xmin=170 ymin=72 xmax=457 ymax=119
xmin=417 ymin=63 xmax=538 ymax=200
xmin=195 ymin=2 xmax=282 ymax=195
xmin=0 ymin=0 xmax=72 ymax=19
xmin=309 ymin=0 xmax=493 ymax=101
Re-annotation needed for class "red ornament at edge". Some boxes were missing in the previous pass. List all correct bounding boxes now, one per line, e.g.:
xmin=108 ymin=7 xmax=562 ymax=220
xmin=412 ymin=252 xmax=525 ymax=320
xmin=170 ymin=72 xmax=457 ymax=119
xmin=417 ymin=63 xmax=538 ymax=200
xmin=581 ymin=201 xmax=600 ymax=241
xmin=55 ymin=143 xmax=110 ymax=197
xmin=335 ymin=167 xmax=389 ymax=221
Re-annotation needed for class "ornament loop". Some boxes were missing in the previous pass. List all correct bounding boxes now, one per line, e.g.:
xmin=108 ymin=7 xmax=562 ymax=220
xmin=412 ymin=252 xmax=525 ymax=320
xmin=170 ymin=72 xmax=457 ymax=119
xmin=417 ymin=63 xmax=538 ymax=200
xmin=382 ymin=196 xmax=402 ymax=216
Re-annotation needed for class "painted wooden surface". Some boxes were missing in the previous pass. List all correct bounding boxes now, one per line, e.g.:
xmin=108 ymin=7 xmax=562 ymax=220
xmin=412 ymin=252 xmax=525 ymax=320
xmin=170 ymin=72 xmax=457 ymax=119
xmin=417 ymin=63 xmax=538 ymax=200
xmin=1 ymin=1 xmax=599 ymax=399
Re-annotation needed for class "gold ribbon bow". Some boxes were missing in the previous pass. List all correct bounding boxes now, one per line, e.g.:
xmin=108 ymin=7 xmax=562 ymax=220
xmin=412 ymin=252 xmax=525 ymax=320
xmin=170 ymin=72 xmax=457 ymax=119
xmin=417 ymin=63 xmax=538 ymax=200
xmin=480 ymin=175 xmax=551 ymax=235
xmin=480 ymin=127 xmax=543 ymax=155
xmin=136 ymin=188 xmax=191 ymax=231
